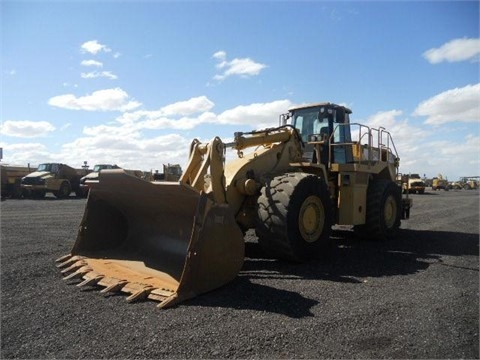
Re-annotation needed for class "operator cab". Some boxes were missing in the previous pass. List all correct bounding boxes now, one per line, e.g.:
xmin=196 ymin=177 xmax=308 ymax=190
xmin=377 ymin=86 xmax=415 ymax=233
xmin=288 ymin=103 xmax=353 ymax=166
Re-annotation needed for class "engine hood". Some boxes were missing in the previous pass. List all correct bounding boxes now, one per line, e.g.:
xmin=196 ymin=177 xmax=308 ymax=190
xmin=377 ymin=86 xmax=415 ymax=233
xmin=25 ymin=171 xmax=52 ymax=179
xmin=81 ymin=172 xmax=100 ymax=182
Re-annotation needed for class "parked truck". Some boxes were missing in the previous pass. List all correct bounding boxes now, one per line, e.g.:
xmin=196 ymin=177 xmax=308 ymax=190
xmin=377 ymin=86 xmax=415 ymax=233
xmin=21 ymin=163 xmax=89 ymax=199
xmin=1 ymin=165 xmax=32 ymax=199
xmin=400 ymin=173 xmax=426 ymax=194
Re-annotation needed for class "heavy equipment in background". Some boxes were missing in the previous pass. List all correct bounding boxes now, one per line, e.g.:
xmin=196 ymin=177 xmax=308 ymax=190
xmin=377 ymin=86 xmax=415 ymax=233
xmin=400 ymin=173 xmax=426 ymax=194
xmin=79 ymin=164 xmax=144 ymax=197
xmin=21 ymin=163 xmax=89 ymax=199
xmin=432 ymin=174 xmax=449 ymax=191
xmin=153 ymin=163 xmax=183 ymax=182
xmin=459 ymin=176 xmax=479 ymax=190
xmin=1 ymin=164 xmax=32 ymax=199
xmin=57 ymin=102 xmax=412 ymax=309
xmin=448 ymin=180 xmax=464 ymax=190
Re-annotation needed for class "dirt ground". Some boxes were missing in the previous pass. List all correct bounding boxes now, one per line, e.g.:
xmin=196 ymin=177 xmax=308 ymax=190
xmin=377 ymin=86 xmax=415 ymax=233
xmin=1 ymin=189 xmax=478 ymax=359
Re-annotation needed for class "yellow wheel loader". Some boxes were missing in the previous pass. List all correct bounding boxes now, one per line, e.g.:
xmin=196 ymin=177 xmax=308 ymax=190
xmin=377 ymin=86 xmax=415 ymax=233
xmin=57 ymin=102 xmax=412 ymax=309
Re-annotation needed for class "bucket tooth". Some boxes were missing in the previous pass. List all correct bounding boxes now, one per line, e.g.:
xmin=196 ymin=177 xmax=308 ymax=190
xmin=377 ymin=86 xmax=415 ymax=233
xmin=57 ymin=255 xmax=86 ymax=269
xmin=157 ymin=294 xmax=179 ymax=309
xmin=76 ymin=275 xmax=104 ymax=288
xmin=100 ymin=280 xmax=128 ymax=295
xmin=60 ymin=260 xmax=87 ymax=274
xmin=126 ymin=286 xmax=154 ymax=303
xmin=62 ymin=267 xmax=91 ymax=281
xmin=55 ymin=254 xmax=72 ymax=263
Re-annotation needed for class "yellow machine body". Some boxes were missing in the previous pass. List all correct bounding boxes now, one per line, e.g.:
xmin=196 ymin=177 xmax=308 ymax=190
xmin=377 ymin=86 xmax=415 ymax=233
xmin=57 ymin=102 xmax=412 ymax=308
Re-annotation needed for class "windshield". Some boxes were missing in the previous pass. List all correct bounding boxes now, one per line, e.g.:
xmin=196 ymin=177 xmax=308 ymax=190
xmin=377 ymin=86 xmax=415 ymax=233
xmin=93 ymin=165 xmax=107 ymax=172
xmin=167 ymin=166 xmax=182 ymax=175
xmin=292 ymin=108 xmax=329 ymax=142
xmin=93 ymin=164 xmax=117 ymax=172
xmin=37 ymin=164 xmax=58 ymax=172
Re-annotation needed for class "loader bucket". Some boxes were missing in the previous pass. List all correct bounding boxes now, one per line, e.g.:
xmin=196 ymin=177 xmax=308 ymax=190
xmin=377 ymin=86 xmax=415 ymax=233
xmin=56 ymin=169 xmax=245 ymax=309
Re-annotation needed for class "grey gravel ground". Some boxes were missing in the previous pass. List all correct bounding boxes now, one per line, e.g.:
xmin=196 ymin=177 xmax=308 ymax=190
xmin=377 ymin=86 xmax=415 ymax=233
xmin=1 ymin=189 xmax=478 ymax=359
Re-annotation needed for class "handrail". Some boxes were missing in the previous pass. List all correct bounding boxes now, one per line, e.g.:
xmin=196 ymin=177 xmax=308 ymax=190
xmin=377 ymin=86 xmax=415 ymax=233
xmin=328 ymin=123 xmax=399 ymax=166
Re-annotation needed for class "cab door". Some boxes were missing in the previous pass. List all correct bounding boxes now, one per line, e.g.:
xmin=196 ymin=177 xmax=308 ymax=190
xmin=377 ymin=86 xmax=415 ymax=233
xmin=332 ymin=108 xmax=353 ymax=164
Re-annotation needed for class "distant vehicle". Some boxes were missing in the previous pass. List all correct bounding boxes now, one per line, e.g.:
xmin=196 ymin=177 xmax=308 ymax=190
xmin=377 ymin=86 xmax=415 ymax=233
xmin=21 ymin=163 xmax=89 ymax=199
xmin=432 ymin=174 xmax=449 ymax=191
xmin=459 ymin=177 xmax=479 ymax=190
xmin=400 ymin=173 xmax=426 ymax=194
xmin=1 ymin=165 xmax=32 ymax=199
xmin=153 ymin=164 xmax=183 ymax=182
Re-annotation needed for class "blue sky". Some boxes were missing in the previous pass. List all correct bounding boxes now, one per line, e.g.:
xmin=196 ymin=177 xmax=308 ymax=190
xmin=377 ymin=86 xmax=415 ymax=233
xmin=1 ymin=1 xmax=479 ymax=180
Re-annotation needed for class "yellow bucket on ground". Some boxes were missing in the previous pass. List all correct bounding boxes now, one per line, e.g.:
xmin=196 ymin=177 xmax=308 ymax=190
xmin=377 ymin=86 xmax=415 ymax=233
xmin=57 ymin=169 xmax=245 ymax=309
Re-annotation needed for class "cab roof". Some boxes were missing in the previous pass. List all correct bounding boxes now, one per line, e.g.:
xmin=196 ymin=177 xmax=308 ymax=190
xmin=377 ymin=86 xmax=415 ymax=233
xmin=289 ymin=102 xmax=352 ymax=114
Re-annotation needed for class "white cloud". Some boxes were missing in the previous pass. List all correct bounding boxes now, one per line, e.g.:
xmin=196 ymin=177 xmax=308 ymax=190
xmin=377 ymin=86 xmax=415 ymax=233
xmin=81 ymin=40 xmax=111 ymax=55
xmin=62 ymin=82 xmax=78 ymax=88
xmin=361 ymin=110 xmax=428 ymax=157
xmin=58 ymin=133 xmax=191 ymax=171
xmin=113 ymin=98 xmax=290 ymax=132
xmin=114 ymin=113 xmax=214 ymax=131
xmin=160 ymin=96 xmax=214 ymax=116
xmin=81 ymin=71 xmax=118 ymax=80
xmin=50 ymin=97 xmax=294 ymax=171
xmin=359 ymin=109 xmax=479 ymax=179
xmin=0 ymin=120 xmax=55 ymax=138
xmin=60 ymin=123 xmax=71 ymax=131
xmin=48 ymin=88 xmax=141 ymax=112
xmin=437 ymin=134 xmax=480 ymax=156
xmin=413 ymin=83 xmax=480 ymax=125
xmin=213 ymin=50 xmax=267 ymax=81
xmin=213 ymin=51 xmax=226 ymax=60
xmin=423 ymin=37 xmax=480 ymax=64
xmin=83 ymin=123 xmax=141 ymax=138
xmin=417 ymin=135 xmax=480 ymax=178
xmin=114 ymin=96 xmax=215 ymax=129
xmin=0 ymin=142 xmax=51 ymax=166
xmin=81 ymin=60 xmax=103 ymax=67
xmin=217 ymin=100 xmax=292 ymax=128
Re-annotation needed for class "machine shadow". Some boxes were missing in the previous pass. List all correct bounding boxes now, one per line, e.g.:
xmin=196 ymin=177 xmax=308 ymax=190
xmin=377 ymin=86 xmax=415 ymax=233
xmin=184 ymin=227 xmax=478 ymax=317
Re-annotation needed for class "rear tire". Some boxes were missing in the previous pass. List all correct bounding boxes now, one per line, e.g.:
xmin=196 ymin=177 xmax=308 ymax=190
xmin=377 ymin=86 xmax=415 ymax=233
xmin=354 ymin=179 xmax=402 ymax=240
xmin=256 ymin=173 xmax=332 ymax=262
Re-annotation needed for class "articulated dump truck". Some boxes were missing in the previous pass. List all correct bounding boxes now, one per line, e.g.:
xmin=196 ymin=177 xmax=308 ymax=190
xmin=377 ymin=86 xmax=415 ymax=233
xmin=57 ymin=102 xmax=412 ymax=309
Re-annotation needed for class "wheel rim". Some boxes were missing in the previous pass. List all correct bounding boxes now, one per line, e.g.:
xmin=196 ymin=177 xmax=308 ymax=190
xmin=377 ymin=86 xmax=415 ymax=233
xmin=298 ymin=195 xmax=325 ymax=243
xmin=384 ymin=195 xmax=397 ymax=229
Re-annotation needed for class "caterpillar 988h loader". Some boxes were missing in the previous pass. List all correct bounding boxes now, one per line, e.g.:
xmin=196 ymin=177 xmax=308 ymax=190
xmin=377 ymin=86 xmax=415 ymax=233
xmin=57 ymin=102 xmax=412 ymax=309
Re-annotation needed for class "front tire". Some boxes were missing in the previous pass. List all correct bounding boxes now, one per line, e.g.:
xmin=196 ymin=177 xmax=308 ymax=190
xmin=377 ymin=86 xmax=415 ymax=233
xmin=54 ymin=181 xmax=71 ymax=199
xmin=256 ymin=173 xmax=333 ymax=262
